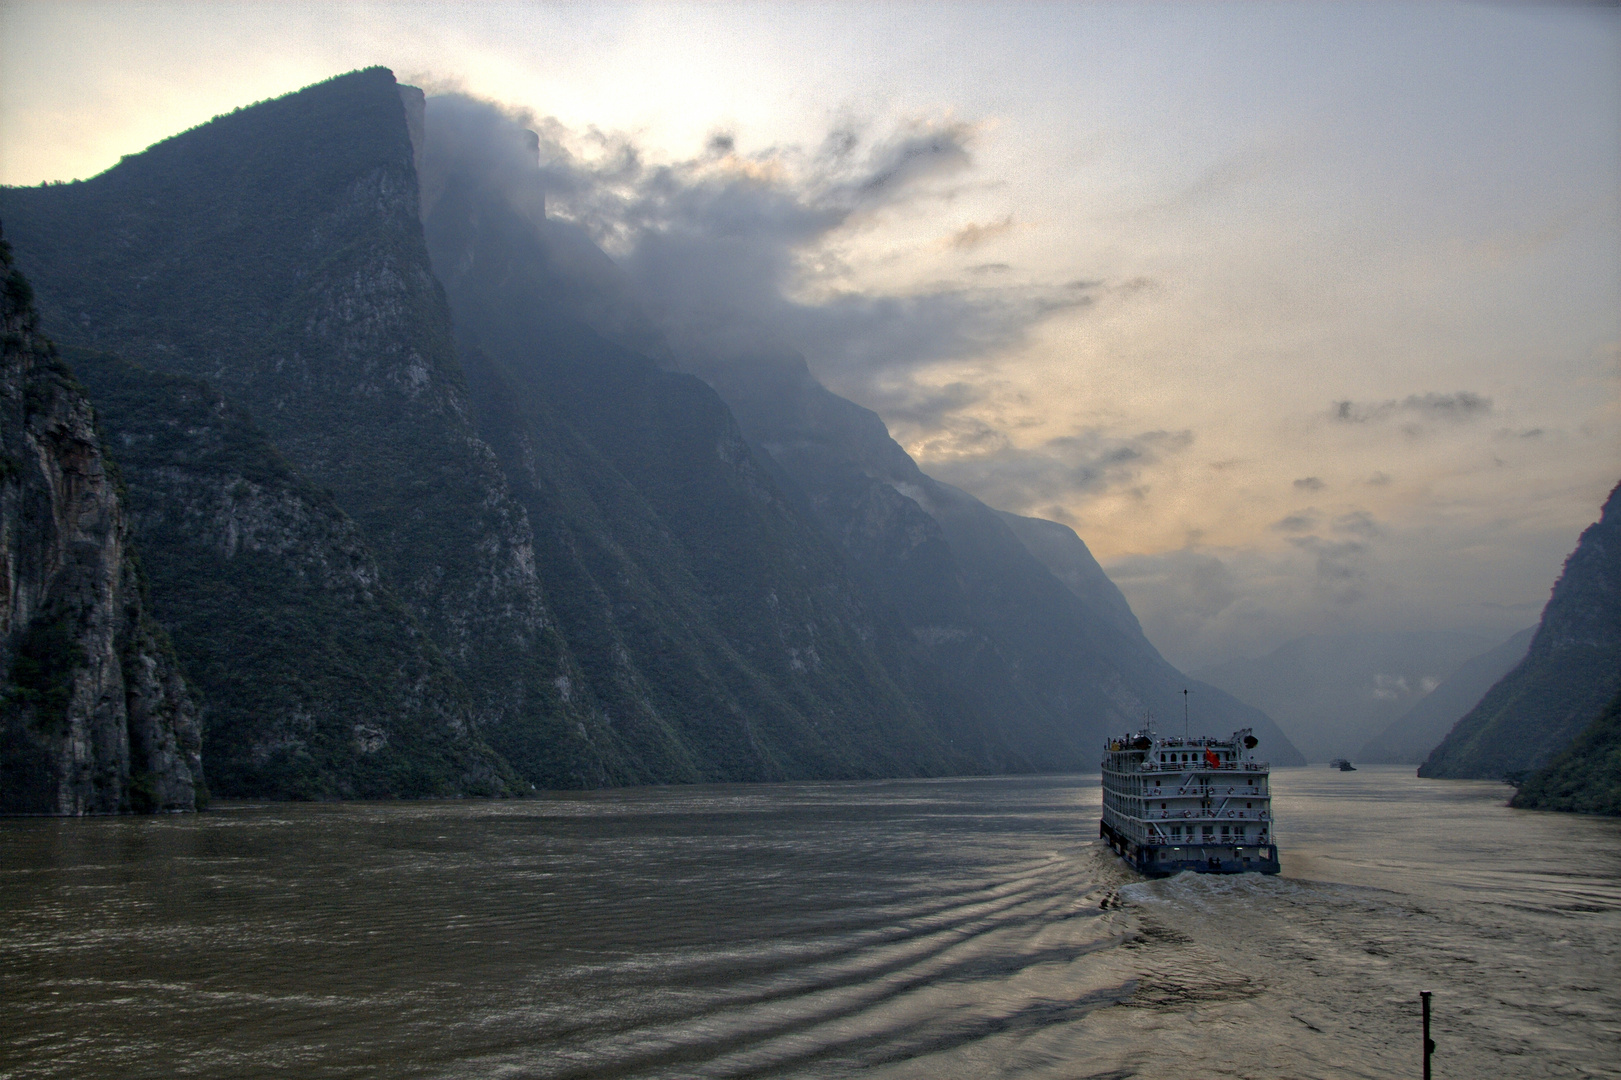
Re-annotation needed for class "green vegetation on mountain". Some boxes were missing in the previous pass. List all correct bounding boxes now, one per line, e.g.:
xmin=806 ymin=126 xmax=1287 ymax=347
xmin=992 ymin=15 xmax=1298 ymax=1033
xmin=3 ymin=68 xmax=611 ymax=789
xmin=1510 ymin=690 xmax=1621 ymax=816
xmin=1421 ymin=480 xmax=1621 ymax=780
xmin=66 ymin=348 xmax=516 ymax=799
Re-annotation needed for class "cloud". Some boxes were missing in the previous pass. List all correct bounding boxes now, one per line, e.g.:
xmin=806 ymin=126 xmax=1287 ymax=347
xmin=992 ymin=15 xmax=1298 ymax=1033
xmin=1331 ymin=391 xmax=1493 ymax=425
xmin=1293 ymin=476 xmax=1325 ymax=491
xmin=420 ymin=93 xmax=1083 ymax=413
xmin=1288 ymin=535 xmax=1371 ymax=604
xmin=948 ymin=215 xmax=1015 ymax=250
xmin=1333 ymin=510 xmax=1381 ymax=538
xmin=1271 ymin=511 xmax=1319 ymax=533
xmin=919 ymin=427 xmax=1194 ymax=517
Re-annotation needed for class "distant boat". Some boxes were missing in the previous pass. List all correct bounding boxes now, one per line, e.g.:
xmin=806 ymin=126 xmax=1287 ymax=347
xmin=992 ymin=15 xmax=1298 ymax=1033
xmin=1330 ymin=758 xmax=1357 ymax=771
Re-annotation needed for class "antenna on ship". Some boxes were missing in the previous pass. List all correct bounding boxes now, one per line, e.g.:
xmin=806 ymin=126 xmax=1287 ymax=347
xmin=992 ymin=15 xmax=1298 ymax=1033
xmin=1182 ymin=688 xmax=1190 ymax=742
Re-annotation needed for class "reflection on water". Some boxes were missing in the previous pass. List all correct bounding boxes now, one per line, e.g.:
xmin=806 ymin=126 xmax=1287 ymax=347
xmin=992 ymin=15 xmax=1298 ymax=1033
xmin=0 ymin=767 xmax=1616 ymax=1078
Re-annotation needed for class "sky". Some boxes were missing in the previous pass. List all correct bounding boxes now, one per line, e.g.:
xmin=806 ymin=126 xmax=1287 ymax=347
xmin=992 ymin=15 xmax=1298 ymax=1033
xmin=2 ymin=0 xmax=1617 ymax=670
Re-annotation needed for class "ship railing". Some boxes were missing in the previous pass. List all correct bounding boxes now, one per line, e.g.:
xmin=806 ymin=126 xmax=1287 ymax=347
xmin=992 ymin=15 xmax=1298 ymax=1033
xmin=1146 ymin=809 xmax=1270 ymax=821
xmin=1140 ymin=761 xmax=1270 ymax=773
xmin=1171 ymin=785 xmax=1263 ymax=797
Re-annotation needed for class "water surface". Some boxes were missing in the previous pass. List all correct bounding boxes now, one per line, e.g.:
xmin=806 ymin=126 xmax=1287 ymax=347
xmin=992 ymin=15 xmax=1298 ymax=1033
xmin=1 ymin=767 xmax=1616 ymax=1078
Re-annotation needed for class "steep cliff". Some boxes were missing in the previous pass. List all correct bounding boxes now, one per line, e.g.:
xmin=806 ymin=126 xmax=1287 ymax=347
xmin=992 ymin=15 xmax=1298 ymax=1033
xmin=0 ymin=235 xmax=202 ymax=814
xmin=67 ymin=349 xmax=516 ymax=798
xmin=2 ymin=69 xmax=615 ymax=788
xmin=1421 ymin=480 xmax=1621 ymax=779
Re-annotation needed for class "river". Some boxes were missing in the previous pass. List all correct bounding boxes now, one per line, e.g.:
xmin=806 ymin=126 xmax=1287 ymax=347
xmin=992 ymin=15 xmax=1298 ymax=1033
xmin=1 ymin=766 xmax=1617 ymax=1078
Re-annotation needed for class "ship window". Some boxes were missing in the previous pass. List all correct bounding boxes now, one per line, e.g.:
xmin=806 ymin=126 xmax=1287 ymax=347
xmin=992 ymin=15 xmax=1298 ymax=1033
xmin=1161 ymin=802 xmax=1166 ymax=809
xmin=1202 ymin=826 xmax=1213 ymax=837
xmin=1246 ymin=802 xmax=1252 ymax=808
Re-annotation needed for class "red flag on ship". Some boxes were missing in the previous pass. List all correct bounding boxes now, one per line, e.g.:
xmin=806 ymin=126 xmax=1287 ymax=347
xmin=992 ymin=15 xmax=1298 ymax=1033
xmin=1204 ymin=747 xmax=1221 ymax=769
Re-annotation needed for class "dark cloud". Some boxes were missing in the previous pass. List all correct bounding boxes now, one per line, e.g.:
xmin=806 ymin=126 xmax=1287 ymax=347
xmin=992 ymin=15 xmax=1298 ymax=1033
xmin=1331 ymin=391 xmax=1493 ymax=425
xmin=1271 ymin=511 xmax=1319 ymax=533
xmin=1293 ymin=476 xmax=1325 ymax=491
xmin=420 ymin=93 xmax=1087 ymax=421
xmin=921 ymin=427 xmax=1194 ymax=515
xmin=1333 ymin=510 xmax=1381 ymax=538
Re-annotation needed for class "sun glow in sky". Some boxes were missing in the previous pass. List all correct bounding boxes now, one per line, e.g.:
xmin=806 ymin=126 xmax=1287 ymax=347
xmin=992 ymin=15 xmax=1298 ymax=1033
xmin=2 ymin=1 xmax=1617 ymax=668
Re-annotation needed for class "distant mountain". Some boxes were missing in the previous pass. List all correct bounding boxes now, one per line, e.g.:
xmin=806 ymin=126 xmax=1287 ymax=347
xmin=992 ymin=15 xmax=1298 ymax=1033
xmin=1421 ymin=481 xmax=1621 ymax=780
xmin=1359 ymin=627 xmax=1534 ymax=765
xmin=1510 ymin=690 xmax=1621 ymax=816
xmin=67 ymin=350 xmax=516 ymax=799
xmin=1195 ymin=631 xmax=1495 ymax=762
xmin=1 ymin=236 xmax=201 ymax=814
xmin=996 ymin=513 xmax=1304 ymax=763
xmin=680 ymin=354 xmax=1307 ymax=767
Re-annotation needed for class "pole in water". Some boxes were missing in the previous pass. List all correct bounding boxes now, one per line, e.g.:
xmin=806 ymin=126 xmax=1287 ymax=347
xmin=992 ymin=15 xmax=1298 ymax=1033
xmin=1421 ymin=991 xmax=1434 ymax=1080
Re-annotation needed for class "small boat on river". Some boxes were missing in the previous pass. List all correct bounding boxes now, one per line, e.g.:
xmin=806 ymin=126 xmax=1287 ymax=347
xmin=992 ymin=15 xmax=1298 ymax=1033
xmin=1330 ymin=758 xmax=1357 ymax=771
xmin=1100 ymin=725 xmax=1279 ymax=876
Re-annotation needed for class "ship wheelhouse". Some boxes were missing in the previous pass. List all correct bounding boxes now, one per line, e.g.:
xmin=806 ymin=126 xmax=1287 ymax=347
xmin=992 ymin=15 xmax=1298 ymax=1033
xmin=1099 ymin=727 xmax=1280 ymax=876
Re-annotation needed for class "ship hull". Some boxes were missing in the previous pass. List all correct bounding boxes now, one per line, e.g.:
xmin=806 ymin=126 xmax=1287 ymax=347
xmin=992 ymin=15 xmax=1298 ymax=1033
xmin=1101 ymin=820 xmax=1280 ymax=876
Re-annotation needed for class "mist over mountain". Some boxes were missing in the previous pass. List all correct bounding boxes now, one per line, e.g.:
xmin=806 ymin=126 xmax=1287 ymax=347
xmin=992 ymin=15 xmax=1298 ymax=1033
xmin=3 ymin=68 xmax=1304 ymax=806
xmin=1358 ymin=627 xmax=1533 ymax=766
xmin=415 ymin=91 xmax=1305 ymax=767
xmin=1422 ymin=480 xmax=1621 ymax=781
xmin=1194 ymin=630 xmax=1498 ymax=763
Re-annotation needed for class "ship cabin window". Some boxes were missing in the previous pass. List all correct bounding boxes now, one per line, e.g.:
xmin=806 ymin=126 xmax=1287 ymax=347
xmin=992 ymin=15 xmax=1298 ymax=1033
xmin=1246 ymin=802 xmax=1252 ymax=809
xmin=1220 ymin=826 xmax=1230 ymax=837
xmin=1170 ymin=825 xmax=1181 ymax=837
xmin=1202 ymin=826 xmax=1214 ymax=837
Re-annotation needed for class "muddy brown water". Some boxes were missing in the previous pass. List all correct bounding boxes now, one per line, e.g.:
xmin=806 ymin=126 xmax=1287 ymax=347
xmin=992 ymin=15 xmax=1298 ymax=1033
xmin=2 ymin=767 xmax=1617 ymax=1078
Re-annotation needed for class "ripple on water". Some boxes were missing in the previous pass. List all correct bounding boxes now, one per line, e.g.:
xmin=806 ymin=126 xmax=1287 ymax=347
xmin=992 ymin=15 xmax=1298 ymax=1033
xmin=1 ymin=769 xmax=1617 ymax=1079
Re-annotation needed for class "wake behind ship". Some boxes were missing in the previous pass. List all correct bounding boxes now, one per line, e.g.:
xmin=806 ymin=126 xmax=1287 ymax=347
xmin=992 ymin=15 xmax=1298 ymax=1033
xmin=1100 ymin=727 xmax=1279 ymax=876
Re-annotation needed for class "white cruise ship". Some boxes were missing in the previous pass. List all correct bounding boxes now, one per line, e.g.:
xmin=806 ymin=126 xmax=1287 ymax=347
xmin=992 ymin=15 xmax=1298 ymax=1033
xmin=1099 ymin=727 xmax=1279 ymax=876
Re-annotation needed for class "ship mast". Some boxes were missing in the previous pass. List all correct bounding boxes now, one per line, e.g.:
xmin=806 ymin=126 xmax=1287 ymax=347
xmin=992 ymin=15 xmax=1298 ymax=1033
xmin=1182 ymin=687 xmax=1190 ymax=742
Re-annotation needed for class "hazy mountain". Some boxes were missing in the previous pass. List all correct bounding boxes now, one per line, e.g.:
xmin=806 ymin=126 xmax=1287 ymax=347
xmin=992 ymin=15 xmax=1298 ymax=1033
xmin=67 ymin=349 xmax=516 ymax=799
xmin=682 ymin=355 xmax=1307 ymax=767
xmin=1422 ymin=480 xmax=1621 ymax=780
xmin=1510 ymin=689 xmax=1621 ymax=816
xmin=1359 ymin=627 xmax=1533 ymax=765
xmin=422 ymin=156 xmax=965 ymax=782
xmin=1195 ymin=631 xmax=1495 ymax=762
xmin=996 ymin=512 xmax=1305 ymax=763
xmin=1 ymin=236 xmax=202 ymax=814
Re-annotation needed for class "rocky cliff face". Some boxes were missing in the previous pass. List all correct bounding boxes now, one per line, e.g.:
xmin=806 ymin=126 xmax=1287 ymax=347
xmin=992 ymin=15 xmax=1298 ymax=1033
xmin=1421 ymin=480 xmax=1621 ymax=779
xmin=67 ymin=349 xmax=516 ymax=798
xmin=2 ymin=69 xmax=613 ymax=788
xmin=0 ymin=235 xmax=202 ymax=814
